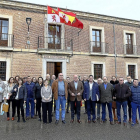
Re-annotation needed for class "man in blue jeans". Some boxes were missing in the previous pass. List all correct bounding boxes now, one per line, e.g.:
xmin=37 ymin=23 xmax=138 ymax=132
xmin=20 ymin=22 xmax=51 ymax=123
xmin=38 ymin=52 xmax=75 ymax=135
xmin=113 ymin=77 xmax=131 ymax=126
xmin=130 ymin=79 xmax=140 ymax=126
xmin=52 ymin=73 xmax=68 ymax=124
xmin=99 ymin=76 xmax=114 ymax=125
xmin=25 ymin=76 xmax=36 ymax=120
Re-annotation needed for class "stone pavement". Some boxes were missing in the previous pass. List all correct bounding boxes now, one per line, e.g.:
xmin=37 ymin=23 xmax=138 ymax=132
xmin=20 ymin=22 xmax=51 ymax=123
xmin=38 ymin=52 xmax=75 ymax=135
xmin=0 ymin=105 xmax=140 ymax=140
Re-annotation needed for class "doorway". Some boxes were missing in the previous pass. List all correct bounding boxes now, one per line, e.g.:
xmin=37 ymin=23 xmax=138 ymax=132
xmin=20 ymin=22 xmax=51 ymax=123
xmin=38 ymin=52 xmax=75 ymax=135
xmin=47 ymin=62 xmax=62 ymax=79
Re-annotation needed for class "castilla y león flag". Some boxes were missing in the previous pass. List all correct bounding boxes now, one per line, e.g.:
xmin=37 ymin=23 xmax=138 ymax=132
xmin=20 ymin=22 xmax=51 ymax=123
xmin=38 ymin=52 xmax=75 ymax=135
xmin=47 ymin=6 xmax=60 ymax=23
xmin=57 ymin=8 xmax=83 ymax=29
xmin=47 ymin=6 xmax=83 ymax=29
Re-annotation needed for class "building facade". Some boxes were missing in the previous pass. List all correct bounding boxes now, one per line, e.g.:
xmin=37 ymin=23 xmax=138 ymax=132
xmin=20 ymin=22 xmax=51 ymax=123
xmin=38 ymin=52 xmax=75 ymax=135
xmin=0 ymin=0 xmax=140 ymax=81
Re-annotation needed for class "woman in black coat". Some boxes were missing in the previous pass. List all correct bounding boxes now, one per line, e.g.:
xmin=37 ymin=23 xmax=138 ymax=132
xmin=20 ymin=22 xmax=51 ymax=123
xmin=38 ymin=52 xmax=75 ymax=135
xmin=12 ymin=78 xmax=27 ymax=122
xmin=110 ymin=76 xmax=119 ymax=121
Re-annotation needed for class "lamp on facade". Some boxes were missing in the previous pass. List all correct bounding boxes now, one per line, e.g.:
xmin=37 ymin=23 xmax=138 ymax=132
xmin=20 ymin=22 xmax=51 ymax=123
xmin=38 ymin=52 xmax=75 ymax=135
xmin=26 ymin=17 xmax=32 ymax=33
xmin=26 ymin=17 xmax=31 ymax=49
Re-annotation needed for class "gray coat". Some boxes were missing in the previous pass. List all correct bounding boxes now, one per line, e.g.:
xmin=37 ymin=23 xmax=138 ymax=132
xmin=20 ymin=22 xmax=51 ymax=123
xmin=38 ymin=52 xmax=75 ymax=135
xmin=41 ymin=86 xmax=52 ymax=102
xmin=0 ymin=80 xmax=5 ymax=102
xmin=99 ymin=83 xmax=114 ymax=103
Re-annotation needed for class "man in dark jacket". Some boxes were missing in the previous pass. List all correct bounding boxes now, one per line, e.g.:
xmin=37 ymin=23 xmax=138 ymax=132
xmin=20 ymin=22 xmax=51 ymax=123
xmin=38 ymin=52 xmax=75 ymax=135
xmin=99 ymin=76 xmax=114 ymax=125
xmin=25 ymin=76 xmax=36 ymax=120
xmin=130 ymin=79 xmax=140 ymax=126
xmin=113 ymin=77 xmax=131 ymax=126
xmin=83 ymin=75 xmax=99 ymax=123
xmin=125 ymin=75 xmax=133 ymax=123
xmin=35 ymin=77 xmax=43 ymax=121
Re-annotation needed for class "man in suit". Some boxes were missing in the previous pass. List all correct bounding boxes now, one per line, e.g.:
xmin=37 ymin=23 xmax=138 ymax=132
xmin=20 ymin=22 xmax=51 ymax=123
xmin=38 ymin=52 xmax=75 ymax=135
xmin=99 ymin=76 xmax=114 ymax=125
xmin=69 ymin=75 xmax=84 ymax=123
xmin=83 ymin=75 xmax=99 ymax=123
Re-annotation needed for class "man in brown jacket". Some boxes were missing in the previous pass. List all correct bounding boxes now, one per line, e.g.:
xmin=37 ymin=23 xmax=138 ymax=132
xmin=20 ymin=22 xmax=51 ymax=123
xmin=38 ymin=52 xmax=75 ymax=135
xmin=52 ymin=73 xmax=68 ymax=124
xmin=69 ymin=75 xmax=84 ymax=123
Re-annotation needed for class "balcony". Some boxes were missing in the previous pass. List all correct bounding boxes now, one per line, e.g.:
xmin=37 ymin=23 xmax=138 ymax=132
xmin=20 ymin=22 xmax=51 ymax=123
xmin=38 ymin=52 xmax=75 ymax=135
xmin=124 ymin=45 xmax=140 ymax=57
xmin=89 ymin=41 xmax=109 ymax=56
xmin=0 ymin=33 xmax=14 ymax=51
xmin=37 ymin=36 xmax=73 ymax=55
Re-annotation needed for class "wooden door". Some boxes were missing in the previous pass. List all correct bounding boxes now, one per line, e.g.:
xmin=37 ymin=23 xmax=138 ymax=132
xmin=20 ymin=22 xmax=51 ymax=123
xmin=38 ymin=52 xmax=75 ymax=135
xmin=47 ymin=62 xmax=55 ymax=78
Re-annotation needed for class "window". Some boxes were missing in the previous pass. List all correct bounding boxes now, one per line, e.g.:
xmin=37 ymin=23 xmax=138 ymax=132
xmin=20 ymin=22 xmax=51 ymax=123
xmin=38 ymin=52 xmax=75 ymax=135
xmin=94 ymin=64 xmax=103 ymax=79
xmin=0 ymin=61 xmax=6 ymax=81
xmin=126 ymin=34 xmax=133 ymax=54
xmin=128 ymin=65 xmax=135 ymax=79
xmin=48 ymin=24 xmax=61 ymax=49
xmin=0 ymin=19 xmax=9 ymax=46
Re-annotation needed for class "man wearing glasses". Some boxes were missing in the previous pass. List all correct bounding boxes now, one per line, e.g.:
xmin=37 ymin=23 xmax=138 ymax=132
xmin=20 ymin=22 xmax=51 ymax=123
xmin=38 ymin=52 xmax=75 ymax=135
xmin=114 ymin=77 xmax=131 ymax=126
xmin=52 ymin=73 xmax=68 ymax=124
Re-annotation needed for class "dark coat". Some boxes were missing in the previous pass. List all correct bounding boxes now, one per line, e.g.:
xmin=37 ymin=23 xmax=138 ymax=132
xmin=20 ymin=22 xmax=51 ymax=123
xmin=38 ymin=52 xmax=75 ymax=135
xmin=83 ymin=82 xmax=99 ymax=101
xmin=11 ymin=84 xmax=27 ymax=101
xmin=35 ymin=83 xmax=43 ymax=99
xmin=99 ymin=83 xmax=114 ymax=103
xmin=130 ymin=86 xmax=140 ymax=104
xmin=113 ymin=83 xmax=131 ymax=102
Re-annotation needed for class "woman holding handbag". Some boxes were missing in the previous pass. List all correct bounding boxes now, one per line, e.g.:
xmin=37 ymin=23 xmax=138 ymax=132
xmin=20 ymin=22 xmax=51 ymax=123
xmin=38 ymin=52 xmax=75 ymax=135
xmin=110 ymin=76 xmax=119 ymax=121
xmin=0 ymin=77 xmax=5 ymax=115
xmin=12 ymin=78 xmax=27 ymax=122
xmin=4 ymin=77 xmax=15 ymax=121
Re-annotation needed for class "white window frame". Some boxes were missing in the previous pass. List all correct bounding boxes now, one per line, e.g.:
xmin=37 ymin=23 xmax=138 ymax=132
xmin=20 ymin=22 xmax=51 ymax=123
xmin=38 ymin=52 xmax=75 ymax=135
xmin=91 ymin=61 xmax=105 ymax=79
xmin=123 ymin=30 xmax=136 ymax=55
xmin=44 ymin=14 xmax=65 ymax=50
xmin=89 ymin=26 xmax=105 ymax=53
xmin=0 ymin=14 xmax=13 ymax=47
xmin=126 ymin=62 xmax=138 ymax=79
xmin=0 ymin=57 xmax=11 ymax=82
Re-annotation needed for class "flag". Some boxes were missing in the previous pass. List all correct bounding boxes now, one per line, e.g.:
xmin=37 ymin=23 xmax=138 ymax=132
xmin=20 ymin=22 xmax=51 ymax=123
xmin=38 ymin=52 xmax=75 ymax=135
xmin=57 ymin=8 xmax=83 ymax=29
xmin=47 ymin=6 xmax=60 ymax=23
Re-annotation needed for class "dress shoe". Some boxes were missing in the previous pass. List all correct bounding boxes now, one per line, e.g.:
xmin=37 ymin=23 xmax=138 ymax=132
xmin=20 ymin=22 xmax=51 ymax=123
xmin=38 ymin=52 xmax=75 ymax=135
xmin=62 ymin=120 xmax=66 ymax=124
xmin=55 ymin=120 xmax=59 ymax=125
xmin=77 ymin=120 xmax=81 ymax=123
xmin=123 ymin=122 xmax=127 ymax=126
xmin=136 ymin=119 xmax=139 ymax=124
xmin=17 ymin=117 xmax=20 ymax=122
xmin=117 ymin=121 xmax=121 ymax=124
xmin=7 ymin=117 xmax=10 ymax=121
xmin=110 ymin=121 xmax=114 ymax=125
xmin=92 ymin=120 xmax=96 ymax=123
xmin=12 ymin=117 xmax=14 ymax=121
xmin=26 ymin=117 xmax=29 ymax=120
xmin=100 ymin=120 xmax=104 ymax=124
xmin=22 ymin=118 xmax=26 ymax=123
xmin=31 ymin=116 xmax=36 ymax=119
xmin=70 ymin=120 xmax=74 ymax=123
xmin=88 ymin=120 xmax=91 ymax=123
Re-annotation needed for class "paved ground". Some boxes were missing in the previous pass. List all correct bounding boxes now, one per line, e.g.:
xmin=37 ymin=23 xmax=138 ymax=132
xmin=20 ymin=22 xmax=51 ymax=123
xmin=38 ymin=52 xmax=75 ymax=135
xmin=0 ymin=105 xmax=140 ymax=140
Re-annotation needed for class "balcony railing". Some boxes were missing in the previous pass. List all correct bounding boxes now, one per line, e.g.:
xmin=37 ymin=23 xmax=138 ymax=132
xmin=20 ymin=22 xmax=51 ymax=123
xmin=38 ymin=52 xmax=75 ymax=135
xmin=38 ymin=36 xmax=73 ymax=52
xmin=124 ymin=45 xmax=140 ymax=55
xmin=0 ymin=33 xmax=14 ymax=48
xmin=89 ymin=41 xmax=109 ymax=54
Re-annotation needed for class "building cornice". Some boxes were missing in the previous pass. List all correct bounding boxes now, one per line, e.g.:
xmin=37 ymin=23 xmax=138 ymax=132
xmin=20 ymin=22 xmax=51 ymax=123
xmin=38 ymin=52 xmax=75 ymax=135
xmin=0 ymin=0 xmax=140 ymax=27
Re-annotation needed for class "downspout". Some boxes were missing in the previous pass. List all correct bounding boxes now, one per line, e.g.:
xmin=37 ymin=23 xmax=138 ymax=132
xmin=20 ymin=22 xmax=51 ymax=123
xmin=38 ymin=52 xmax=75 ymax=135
xmin=113 ymin=23 xmax=117 ymax=77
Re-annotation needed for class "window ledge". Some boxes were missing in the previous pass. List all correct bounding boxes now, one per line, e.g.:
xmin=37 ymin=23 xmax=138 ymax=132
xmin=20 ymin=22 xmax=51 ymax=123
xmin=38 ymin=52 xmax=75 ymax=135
xmin=124 ymin=54 xmax=140 ymax=58
xmin=0 ymin=47 xmax=13 ymax=51
xmin=90 ymin=52 xmax=108 ymax=56
xmin=37 ymin=49 xmax=73 ymax=55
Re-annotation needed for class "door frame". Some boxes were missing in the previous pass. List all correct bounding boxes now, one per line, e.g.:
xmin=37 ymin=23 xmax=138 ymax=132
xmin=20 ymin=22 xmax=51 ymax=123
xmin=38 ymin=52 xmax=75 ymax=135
xmin=42 ymin=58 xmax=66 ymax=80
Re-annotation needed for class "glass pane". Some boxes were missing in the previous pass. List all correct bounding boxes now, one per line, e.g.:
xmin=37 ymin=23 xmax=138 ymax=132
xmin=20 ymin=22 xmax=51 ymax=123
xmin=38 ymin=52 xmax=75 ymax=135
xmin=2 ymin=27 xmax=8 ymax=34
xmin=92 ymin=30 xmax=95 ymax=35
xmin=1 ymin=33 xmax=8 ymax=40
xmin=2 ymin=20 xmax=8 ymax=26
xmin=48 ymin=35 xmax=53 ymax=43
xmin=92 ymin=36 xmax=95 ymax=41
xmin=96 ymin=31 xmax=99 ymax=36
xmin=97 ymin=42 xmax=100 ymax=47
xmin=97 ymin=37 xmax=100 ymax=42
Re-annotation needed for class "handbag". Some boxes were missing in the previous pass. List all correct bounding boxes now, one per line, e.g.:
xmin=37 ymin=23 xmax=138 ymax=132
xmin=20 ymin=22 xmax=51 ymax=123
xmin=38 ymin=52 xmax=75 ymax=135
xmin=112 ymin=101 xmax=117 ymax=109
xmin=2 ymin=103 xmax=9 ymax=112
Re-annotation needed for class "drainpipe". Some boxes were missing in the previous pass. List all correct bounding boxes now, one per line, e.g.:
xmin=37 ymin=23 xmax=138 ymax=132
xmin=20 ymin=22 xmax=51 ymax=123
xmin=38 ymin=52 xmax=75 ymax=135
xmin=113 ymin=23 xmax=117 ymax=77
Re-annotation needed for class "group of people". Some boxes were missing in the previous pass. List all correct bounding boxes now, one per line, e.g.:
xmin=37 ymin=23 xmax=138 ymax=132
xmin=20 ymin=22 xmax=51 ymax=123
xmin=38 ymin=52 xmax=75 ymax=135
xmin=0 ymin=74 xmax=140 ymax=126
